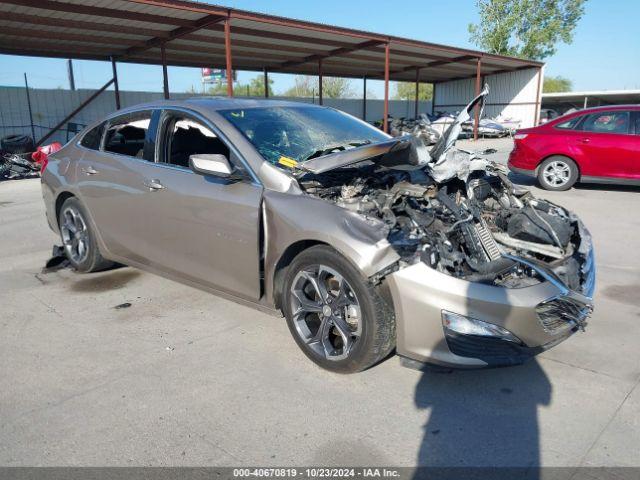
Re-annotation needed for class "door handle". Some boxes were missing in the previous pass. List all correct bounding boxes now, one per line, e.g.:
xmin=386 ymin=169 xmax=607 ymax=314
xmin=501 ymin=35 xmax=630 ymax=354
xmin=82 ymin=166 xmax=98 ymax=175
xmin=580 ymin=138 xmax=590 ymax=144
xmin=144 ymin=179 xmax=165 ymax=191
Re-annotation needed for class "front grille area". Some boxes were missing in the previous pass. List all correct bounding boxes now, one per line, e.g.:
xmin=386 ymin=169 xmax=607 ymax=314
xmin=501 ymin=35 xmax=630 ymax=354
xmin=444 ymin=331 xmax=535 ymax=367
xmin=536 ymin=295 xmax=593 ymax=334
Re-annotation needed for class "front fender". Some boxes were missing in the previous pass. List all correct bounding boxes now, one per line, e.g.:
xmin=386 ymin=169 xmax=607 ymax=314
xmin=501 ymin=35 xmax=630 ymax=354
xmin=262 ymin=190 xmax=400 ymax=308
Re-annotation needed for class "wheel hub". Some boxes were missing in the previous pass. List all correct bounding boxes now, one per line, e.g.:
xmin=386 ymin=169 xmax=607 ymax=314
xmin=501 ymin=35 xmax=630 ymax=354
xmin=290 ymin=264 xmax=362 ymax=361
xmin=543 ymin=161 xmax=570 ymax=186
xmin=60 ymin=206 xmax=89 ymax=264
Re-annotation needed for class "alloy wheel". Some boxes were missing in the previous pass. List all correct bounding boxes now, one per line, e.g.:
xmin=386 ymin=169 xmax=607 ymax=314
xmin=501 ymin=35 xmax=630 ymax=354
xmin=543 ymin=160 xmax=571 ymax=187
xmin=289 ymin=264 xmax=362 ymax=361
xmin=60 ymin=205 xmax=90 ymax=264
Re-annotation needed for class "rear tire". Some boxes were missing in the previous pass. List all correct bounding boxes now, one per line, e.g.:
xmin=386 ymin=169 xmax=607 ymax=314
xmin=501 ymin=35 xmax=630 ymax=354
xmin=58 ymin=197 xmax=113 ymax=273
xmin=1 ymin=134 xmax=35 ymax=154
xmin=537 ymin=156 xmax=578 ymax=191
xmin=282 ymin=245 xmax=395 ymax=373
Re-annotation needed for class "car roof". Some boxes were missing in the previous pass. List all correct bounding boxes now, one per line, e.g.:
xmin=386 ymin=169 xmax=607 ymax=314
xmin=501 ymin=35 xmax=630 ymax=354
xmin=540 ymin=104 xmax=640 ymax=128
xmin=112 ymin=97 xmax=325 ymax=118
xmin=568 ymin=104 xmax=640 ymax=113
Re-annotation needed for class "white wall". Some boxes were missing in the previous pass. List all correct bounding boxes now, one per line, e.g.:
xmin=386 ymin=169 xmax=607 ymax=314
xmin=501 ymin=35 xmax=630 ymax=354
xmin=433 ymin=67 xmax=542 ymax=128
xmin=0 ymin=86 xmax=432 ymax=145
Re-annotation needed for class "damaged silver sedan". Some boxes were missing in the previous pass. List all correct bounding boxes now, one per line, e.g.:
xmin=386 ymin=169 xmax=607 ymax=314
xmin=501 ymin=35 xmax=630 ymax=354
xmin=41 ymin=87 xmax=595 ymax=373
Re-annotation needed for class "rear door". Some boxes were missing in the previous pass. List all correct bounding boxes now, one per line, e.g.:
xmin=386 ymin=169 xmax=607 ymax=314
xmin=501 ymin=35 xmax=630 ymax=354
xmin=76 ymin=109 xmax=158 ymax=261
xmin=574 ymin=110 xmax=635 ymax=179
xmin=128 ymin=108 xmax=263 ymax=300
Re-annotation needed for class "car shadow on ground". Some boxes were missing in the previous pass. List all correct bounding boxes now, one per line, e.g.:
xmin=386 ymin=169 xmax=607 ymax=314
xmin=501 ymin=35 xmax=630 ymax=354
xmin=413 ymin=360 xmax=550 ymax=478
xmin=411 ymin=276 xmax=551 ymax=479
xmin=508 ymin=171 xmax=640 ymax=194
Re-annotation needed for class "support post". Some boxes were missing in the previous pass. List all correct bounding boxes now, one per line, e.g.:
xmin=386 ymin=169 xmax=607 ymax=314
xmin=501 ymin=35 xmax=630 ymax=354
xmin=110 ymin=56 xmax=120 ymax=109
xmin=431 ymin=83 xmax=436 ymax=115
xmin=263 ymin=67 xmax=269 ymax=98
xmin=23 ymin=73 xmax=36 ymax=142
xmin=583 ymin=96 xmax=588 ymax=109
xmin=534 ymin=66 xmax=542 ymax=125
xmin=67 ymin=59 xmax=75 ymax=91
xmin=414 ymin=67 xmax=420 ymax=119
xmin=383 ymin=42 xmax=390 ymax=133
xmin=473 ymin=57 xmax=482 ymax=141
xmin=318 ymin=58 xmax=323 ymax=106
xmin=224 ymin=18 xmax=233 ymax=97
xmin=161 ymin=46 xmax=169 ymax=99
xmin=362 ymin=76 xmax=367 ymax=120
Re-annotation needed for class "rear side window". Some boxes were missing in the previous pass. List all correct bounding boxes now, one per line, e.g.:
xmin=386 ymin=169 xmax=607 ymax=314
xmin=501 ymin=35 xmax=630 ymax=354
xmin=581 ymin=111 xmax=630 ymax=134
xmin=104 ymin=111 xmax=153 ymax=159
xmin=80 ymin=123 xmax=105 ymax=150
xmin=554 ymin=116 xmax=582 ymax=130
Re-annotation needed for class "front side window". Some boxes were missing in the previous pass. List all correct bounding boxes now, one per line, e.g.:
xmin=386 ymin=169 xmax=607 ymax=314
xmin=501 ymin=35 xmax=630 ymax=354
xmin=632 ymin=112 xmax=640 ymax=135
xmin=581 ymin=111 xmax=630 ymax=134
xmin=80 ymin=122 xmax=105 ymax=150
xmin=162 ymin=116 xmax=230 ymax=169
xmin=219 ymin=106 xmax=389 ymax=167
xmin=104 ymin=111 xmax=152 ymax=158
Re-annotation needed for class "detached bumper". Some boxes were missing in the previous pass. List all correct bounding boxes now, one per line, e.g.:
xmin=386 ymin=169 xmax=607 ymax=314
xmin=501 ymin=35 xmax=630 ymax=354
xmin=386 ymin=262 xmax=591 ymax=368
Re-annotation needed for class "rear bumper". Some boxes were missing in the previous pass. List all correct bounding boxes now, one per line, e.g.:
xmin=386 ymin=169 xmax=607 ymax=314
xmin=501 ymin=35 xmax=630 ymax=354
xmin=508 ymin=163 xmax=536 ymax=178
xmin=385 ymin=262 xmax=592 ymax=369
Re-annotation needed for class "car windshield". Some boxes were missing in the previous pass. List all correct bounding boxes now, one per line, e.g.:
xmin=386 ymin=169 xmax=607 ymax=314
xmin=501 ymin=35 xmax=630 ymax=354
xmin=219 ymin=106 xmax=389 ymax=167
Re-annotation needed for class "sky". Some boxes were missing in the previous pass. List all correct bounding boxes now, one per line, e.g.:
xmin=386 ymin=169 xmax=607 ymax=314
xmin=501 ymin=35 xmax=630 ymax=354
xmin=0 ymin=0 xmax=638 ymax=97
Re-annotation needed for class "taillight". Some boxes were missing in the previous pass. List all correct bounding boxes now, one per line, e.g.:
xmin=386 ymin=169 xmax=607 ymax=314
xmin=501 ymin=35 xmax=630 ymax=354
xmin=514 ymin=133 xmax=528 ymax=140
xmin=32 ymin=142 xmax=62 ymax=173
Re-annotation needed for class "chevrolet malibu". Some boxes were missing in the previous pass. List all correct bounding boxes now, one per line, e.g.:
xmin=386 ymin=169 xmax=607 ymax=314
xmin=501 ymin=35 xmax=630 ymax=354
xmin=41 ymin=89 xmax=595 ymax=373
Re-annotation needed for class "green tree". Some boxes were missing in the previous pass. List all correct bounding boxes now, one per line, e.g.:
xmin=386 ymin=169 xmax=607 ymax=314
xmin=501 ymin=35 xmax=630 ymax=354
xmin=322 ymin=77 xmax=356 ymax=99
xmin=283 ymin=75 xmax=356 ymax=99
xmin=283 ymin=75 xmax=317 ymax=98
xmin=185 ymin=75 xmax=274 ymax=97
xmin=393 ymin=82 xmax=433 ymax=101
xmin=543 ymin=75 xmax=573 ymax=92
xmin=468 ymin=0 xmax=587 ymax=60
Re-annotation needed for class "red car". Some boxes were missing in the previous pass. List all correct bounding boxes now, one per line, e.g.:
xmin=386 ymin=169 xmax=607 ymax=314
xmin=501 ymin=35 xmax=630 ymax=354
xmin=508 ymin=105 xmax=640 ymax=190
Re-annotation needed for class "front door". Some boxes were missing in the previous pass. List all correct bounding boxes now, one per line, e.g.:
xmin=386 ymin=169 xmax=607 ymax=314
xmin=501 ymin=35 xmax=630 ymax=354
xmin=575 ymin=110 xmax=636 ymax=179
xmin=130 ymin=111 xmax=263 ymax=300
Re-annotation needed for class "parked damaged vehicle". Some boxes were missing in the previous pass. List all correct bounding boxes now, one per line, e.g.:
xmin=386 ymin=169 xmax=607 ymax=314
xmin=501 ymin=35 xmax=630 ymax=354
xmin=41 ymin=86 xmax=595 ymax=373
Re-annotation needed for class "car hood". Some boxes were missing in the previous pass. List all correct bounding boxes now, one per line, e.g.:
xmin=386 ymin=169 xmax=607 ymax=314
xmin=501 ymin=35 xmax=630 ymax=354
xmin=429 ymin=84 xmax=488 ymax=165
xmin=295 ymin=84 xmax=489 ymax=176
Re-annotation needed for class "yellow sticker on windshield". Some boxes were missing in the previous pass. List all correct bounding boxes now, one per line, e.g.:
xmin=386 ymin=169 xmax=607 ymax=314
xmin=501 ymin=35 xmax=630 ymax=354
xmin=278 ymin=156 xmax=298 ymax=168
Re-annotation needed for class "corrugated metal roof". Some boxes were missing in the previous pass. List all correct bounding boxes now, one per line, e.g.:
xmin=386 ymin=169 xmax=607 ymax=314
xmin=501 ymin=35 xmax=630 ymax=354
xmin=0 ymin=0 xmax=542 ymax=83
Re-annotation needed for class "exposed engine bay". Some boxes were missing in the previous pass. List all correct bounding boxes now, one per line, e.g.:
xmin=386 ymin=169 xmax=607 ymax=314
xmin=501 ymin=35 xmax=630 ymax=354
xmin=295 ymin=85 xmax=592 ymax=294
xmin=300 ymin=164 xmax=590 ymax=291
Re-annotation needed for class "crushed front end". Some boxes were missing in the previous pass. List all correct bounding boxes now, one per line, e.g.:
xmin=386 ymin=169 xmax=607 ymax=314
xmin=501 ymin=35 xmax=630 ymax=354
xmin=294 ymin=85 xmax=594 ymax=368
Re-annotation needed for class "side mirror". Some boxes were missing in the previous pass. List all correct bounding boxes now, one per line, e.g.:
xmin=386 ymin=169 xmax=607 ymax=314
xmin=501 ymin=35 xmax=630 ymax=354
xmin=189 ymin=153 xmax=233 ymax=177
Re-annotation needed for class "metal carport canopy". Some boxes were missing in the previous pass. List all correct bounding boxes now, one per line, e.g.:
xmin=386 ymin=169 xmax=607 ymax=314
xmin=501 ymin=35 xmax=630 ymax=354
xmin=0 ymin=0 xmax=541 ymax=82
xmin=0 ymin=0 xmax=543 ymax=135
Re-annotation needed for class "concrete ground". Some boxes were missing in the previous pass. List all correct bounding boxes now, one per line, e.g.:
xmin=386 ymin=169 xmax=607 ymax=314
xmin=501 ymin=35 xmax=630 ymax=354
xmin=1 ymin=140 xmax=639 ymax=469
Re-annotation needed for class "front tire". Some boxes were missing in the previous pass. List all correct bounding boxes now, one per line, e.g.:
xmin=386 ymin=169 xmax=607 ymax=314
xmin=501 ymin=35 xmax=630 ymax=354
xmin=58 ymin=197 xmax=113 ymax=273
xmin=537 ymin=156 xmax=578 ymax=191
xmin=282 ymin=245 xmax=395 ymax=373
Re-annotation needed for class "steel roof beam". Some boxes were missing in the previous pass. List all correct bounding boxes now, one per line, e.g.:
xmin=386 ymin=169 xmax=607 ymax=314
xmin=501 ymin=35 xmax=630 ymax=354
xmin=121 ymin=13 xmax=227 ymax=58
xmin=1 ymin=0 xmax=197 ymax=27
xmin=275 ymin=39 xmax=385 ymax=70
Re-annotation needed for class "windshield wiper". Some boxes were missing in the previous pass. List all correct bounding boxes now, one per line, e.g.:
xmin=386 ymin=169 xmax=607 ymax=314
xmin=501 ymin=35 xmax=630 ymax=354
xmin=304 ymin=140 xmax=372 ymax=161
